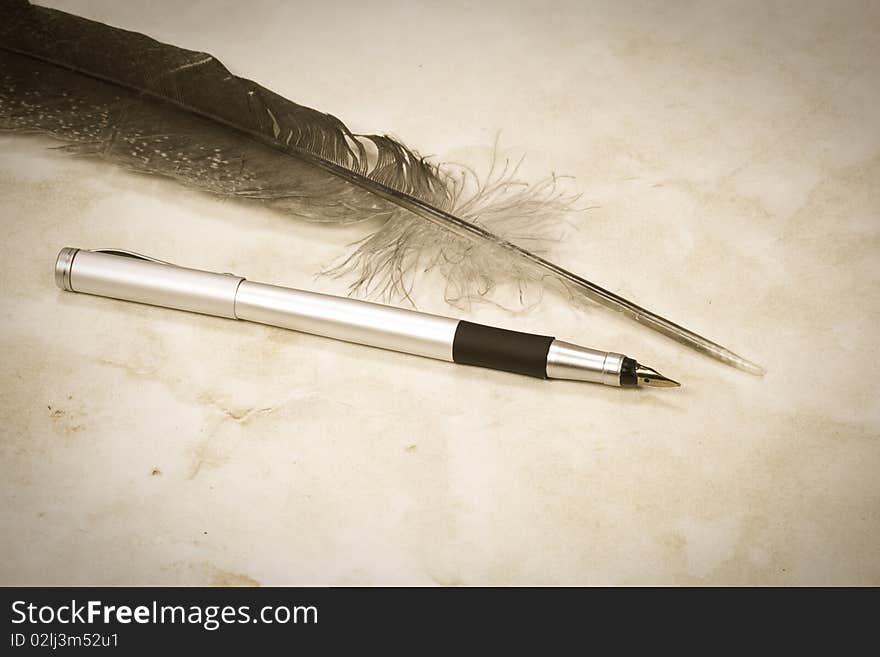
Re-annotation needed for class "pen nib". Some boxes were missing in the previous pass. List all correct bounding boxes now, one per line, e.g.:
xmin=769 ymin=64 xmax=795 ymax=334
xmin=635 ymin=364 xmax=680 ymax=388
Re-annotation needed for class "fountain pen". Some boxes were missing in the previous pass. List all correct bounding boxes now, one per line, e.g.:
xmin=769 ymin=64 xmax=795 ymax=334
xmin=54 ymin=247 xmax=680 ymax=389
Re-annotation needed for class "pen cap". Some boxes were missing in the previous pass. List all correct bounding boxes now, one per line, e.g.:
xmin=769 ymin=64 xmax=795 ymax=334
xmin=54 ymin=248 xmax=244 ymax=319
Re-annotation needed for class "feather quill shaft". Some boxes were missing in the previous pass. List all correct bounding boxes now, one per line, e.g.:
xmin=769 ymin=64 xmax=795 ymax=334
xmin=0 ymin=0 xmax=762 ymax=374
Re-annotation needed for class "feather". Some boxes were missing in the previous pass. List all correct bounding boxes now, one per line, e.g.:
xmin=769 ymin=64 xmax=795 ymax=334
xmin=0 ymin=0 xmax=762 ymax=373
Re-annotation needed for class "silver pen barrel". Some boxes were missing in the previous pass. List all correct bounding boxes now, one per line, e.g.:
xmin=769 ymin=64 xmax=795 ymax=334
xmin=55 ymin=247 xmax=458 ymax=362
xmin=54 ymin=248 xmax=679 ymax=388
xmin=234 ymin=281 xmax=457 ymax=361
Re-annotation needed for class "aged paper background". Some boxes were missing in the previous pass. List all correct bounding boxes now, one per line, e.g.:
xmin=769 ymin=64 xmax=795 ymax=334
xmin=1 ymin=0 xmax=878 ymax=585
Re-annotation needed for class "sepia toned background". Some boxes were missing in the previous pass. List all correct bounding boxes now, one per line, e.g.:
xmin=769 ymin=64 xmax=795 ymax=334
xmin=1 ymin=0 xmax=878 ymax=585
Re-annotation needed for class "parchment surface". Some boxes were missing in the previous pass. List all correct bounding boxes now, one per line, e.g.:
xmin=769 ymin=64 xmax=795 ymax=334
xmin=1 ymin=0 xmax=878 ymax=585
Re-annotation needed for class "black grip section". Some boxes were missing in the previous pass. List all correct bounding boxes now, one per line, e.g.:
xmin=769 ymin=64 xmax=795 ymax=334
xmin=452 ymin=320 xmax=554 ymax=378
xmin=620 ymin=357 xmax=638 ymax=387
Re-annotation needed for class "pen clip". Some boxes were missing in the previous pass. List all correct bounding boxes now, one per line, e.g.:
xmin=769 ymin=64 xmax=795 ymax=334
xmin=92 ymin=248 xmax=174 ymax=266
xmin=90 ymin=248 xmax=241 ymax=278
